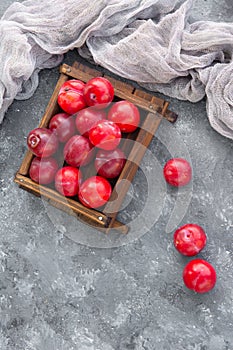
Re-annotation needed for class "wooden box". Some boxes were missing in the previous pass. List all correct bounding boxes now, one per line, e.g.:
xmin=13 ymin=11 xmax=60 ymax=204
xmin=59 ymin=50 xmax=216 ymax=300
xmin=14 ymin=62 xmax=177 ymax=234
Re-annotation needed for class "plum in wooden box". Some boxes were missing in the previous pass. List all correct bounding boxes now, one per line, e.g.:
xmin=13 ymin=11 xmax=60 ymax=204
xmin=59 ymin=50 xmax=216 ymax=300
xmin=14 ymin=62 xmax=177 ymax=234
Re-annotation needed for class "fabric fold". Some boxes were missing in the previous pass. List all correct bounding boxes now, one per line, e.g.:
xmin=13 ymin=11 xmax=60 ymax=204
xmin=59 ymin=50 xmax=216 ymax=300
xmin=0 ymin=0 xmax=232 ymax=139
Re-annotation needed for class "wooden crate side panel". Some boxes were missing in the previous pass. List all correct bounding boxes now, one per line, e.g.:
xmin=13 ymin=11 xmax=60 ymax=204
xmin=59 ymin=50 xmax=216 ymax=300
xmin=39 ymin=72 xmax=69 ymax=128
xmin=60 ymin=63 xmax=177 ymax=122
xmin=14 ymin=173 xmax=128 ymax=234
xmin=18 ymin=150 xmax=34 ymax=176
xmin=103 ymin=112 xmax=162 ymax=232
xmin=60 ymin=63 xmax=101 ymax=83
xmin=18 ymin=72 xmax=69 ymax=176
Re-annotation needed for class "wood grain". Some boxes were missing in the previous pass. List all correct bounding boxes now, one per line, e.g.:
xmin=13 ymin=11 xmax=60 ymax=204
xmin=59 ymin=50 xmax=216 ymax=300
xmin=14 ymin=173 xmax=129 ymax=234
xmin=60 ymin=63 xmax=177 ymax=123
xmin=103 ymin=112 xmax=163 ymax=233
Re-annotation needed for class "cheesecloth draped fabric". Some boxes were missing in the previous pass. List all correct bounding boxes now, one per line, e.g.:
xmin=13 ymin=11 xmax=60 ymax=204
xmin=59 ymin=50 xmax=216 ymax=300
xmin=0 ymin=0 xmax=233 ymax=139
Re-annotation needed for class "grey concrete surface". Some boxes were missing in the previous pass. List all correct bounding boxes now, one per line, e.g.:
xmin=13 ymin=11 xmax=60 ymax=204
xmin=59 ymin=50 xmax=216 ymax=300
xmin=1 ymin=1 xmax=233 ymax=350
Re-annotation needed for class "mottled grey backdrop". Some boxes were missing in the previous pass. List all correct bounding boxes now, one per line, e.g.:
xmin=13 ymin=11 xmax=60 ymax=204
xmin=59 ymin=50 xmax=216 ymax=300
xmin=0 ymin=1 xmax=233 ymax=349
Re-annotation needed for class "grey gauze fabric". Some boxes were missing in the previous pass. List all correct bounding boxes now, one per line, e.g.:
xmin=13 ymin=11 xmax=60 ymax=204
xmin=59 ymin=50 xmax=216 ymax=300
xmin=0 ymin=0 xmax=233 ymax=139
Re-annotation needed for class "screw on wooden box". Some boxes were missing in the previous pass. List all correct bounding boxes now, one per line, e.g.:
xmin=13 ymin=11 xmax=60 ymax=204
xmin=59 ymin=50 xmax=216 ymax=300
xmin=14 ymin=62 xmax=177 ymax=235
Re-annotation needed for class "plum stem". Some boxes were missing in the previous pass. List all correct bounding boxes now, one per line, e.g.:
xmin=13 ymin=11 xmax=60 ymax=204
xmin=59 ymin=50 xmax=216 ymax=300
xmin=28 ymin=134 xmax=40 ymax=148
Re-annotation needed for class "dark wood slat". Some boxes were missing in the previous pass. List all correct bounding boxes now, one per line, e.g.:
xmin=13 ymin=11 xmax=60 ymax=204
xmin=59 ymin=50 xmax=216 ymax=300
xmin=18 ymin=150 xmax=34 ymax=176
xmin=14 ymin=174 xmax=129 ymax=234
xmin=132 ymin=89 xmax=164 ymax=107
xmin=103 ymin=112 xmax=162 ymax=233
xmin=59 ymin=64 xmax=177 ymax=122
xmin=103 ymin=75 xmax=135 ymax=95
xmin=60 ymin=63 xmax=101 ymax=82
xmin=39 ymin=72 xmax=68 ymax=128
xmin=19 ymin=72 xmax=69 ymax=176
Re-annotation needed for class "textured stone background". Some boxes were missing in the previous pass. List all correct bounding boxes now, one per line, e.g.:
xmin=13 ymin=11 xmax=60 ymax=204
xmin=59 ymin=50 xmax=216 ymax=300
xmin=1 ymin=1 xmax=233 ymax=349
